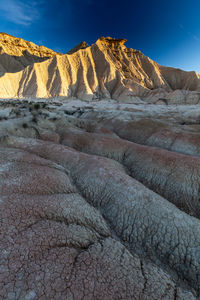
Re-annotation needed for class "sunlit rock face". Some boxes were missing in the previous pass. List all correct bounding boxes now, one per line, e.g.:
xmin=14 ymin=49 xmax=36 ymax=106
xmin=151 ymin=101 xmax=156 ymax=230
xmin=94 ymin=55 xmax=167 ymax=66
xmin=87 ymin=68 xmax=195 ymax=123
xmin=96 ymin=36 xmax=128 ymax=50
xmin=0 ymin=32 xmax=60 ymax=57
xmin=0 ymin=33 xmax=61 ymax=77
xmin=0 ymin=33 xmax=200 ymax=101
xmin=1 ymin=100 xmax=200 ymax=299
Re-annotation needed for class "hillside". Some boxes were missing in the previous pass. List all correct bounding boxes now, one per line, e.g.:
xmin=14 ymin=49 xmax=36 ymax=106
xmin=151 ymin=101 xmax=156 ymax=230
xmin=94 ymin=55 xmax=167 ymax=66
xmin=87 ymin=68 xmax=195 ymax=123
xmin=0 ymin=32 xmax=60 ymax=76
xmin=0 ymin=34 xmax=200 ymax=103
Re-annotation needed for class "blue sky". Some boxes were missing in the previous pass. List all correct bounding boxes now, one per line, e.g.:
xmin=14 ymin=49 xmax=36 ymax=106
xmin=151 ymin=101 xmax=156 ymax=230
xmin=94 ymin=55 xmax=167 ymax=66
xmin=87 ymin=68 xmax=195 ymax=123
xmin=0 ymin=0 xmax=200 ymax=72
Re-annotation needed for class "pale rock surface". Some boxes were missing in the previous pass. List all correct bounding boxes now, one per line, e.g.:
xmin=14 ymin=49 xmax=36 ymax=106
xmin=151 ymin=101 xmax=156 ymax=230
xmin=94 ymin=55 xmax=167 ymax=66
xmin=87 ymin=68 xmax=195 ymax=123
xmin=166 ymin=90 xmax=186 ymax=104
xmin=186 ymin=91 xmax=200 ymax=104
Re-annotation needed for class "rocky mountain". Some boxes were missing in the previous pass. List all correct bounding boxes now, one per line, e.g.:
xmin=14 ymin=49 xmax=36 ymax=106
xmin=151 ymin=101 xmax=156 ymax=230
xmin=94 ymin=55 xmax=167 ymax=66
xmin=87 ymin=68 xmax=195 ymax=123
xmin=0 ymin=33 xmax=200 ymax=103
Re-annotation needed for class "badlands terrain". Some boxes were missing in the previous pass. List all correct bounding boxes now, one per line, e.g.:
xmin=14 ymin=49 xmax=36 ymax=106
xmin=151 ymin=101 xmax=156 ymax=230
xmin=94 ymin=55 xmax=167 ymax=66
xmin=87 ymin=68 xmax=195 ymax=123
xmin=1 ymin=33 xmax=200 ymax=299
xmin=0 ymin=33 xmax=200 ymax=102
xmin=1 ymin=99 xmax=200 ymax=299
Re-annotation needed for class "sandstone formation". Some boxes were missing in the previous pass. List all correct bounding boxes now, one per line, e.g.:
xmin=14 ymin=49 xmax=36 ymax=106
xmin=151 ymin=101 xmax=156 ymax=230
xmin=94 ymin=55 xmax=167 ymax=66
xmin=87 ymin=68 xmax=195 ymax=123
xmin=0 ymin=34 xmax=200 ymax=102
xmin=1 ymin=100 xmax=200 ymax=299
xmin=0 ymin=32 xmax=60 ymax=76
xmin=0 ymin=33 xmax=60 ymax=57
xmin=67 ymin=41 xmax=89 ymax=54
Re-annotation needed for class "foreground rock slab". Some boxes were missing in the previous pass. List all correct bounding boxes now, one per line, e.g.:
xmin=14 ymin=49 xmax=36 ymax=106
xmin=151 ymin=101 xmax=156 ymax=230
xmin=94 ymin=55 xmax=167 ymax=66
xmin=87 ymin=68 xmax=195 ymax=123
xmin=0 ymin=101 xmax=200 ymax=299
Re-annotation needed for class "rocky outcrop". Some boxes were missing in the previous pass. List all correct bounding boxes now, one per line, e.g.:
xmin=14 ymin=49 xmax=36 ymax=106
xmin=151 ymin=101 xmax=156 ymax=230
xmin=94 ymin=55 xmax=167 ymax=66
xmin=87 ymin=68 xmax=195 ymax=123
xmin=67 ymin=41 xmax=89 ymax=54
xmin=96 ymin=36 xmax=127 ymax=49
xmin=0 ymin=32 xmax=60 ymax=77
xmin=0 ymin=33 xmax=200 ymax=101
xmin=0 ymin=32 xmax=60 ymax=57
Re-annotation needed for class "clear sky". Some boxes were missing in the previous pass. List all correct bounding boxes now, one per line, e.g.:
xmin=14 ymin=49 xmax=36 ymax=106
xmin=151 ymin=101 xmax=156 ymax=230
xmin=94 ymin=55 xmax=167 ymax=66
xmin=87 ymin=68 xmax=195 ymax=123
xmin=0 ymin=0 xmax=200 ymax=73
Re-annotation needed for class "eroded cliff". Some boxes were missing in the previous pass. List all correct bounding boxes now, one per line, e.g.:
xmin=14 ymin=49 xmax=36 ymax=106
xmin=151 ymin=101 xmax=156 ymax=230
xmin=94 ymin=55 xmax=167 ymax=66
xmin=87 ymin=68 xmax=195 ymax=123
xmin=0 ymin=34 xmax=200 ymax=102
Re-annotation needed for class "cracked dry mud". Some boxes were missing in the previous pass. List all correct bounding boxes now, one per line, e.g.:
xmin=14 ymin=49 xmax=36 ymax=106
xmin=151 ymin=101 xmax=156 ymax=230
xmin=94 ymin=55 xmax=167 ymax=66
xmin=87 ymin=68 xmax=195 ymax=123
xmin=1 ymin=101 xmax=200 ymax=299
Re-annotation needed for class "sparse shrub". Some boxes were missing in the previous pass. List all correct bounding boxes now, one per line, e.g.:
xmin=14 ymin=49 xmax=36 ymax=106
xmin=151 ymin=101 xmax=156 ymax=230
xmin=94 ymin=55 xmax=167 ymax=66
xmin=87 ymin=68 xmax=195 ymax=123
xmin=86 ymin=123 xmax=95 ymax=133
xmin=34 ymin=103 xmax=40 ymax=110
xmin=22 ymin=123 xmax=28 ymax=129
xmin=42 ymin=103 xmax=47 ymax=108
xmin=32 ymin=117 xmax=37 ymax=123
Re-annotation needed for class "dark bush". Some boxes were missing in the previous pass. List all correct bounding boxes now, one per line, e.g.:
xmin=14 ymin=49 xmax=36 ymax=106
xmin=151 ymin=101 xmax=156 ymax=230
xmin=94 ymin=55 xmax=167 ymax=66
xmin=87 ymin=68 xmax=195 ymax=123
xmin=32 ymin=117 xmax=37 ymax=123
xmin=22 ymin=123 xmax=28 ymax=129
xmin=34 ymin=103 xmax=40 ymax=110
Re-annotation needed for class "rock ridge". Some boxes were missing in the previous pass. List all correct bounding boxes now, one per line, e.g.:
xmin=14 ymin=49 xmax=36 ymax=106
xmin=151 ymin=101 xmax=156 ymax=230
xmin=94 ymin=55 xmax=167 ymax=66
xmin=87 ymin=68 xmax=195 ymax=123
xmin=0 ymin=33 xmax=200 ymax=102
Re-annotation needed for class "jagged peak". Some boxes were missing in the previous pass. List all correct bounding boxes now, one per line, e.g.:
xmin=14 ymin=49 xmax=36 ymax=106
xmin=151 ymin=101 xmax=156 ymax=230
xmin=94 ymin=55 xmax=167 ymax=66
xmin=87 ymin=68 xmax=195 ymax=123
xmin=96 ymin=37 xmax=127 ymax=49
xmin=67 ymin=41 xmax=89 ymax=54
